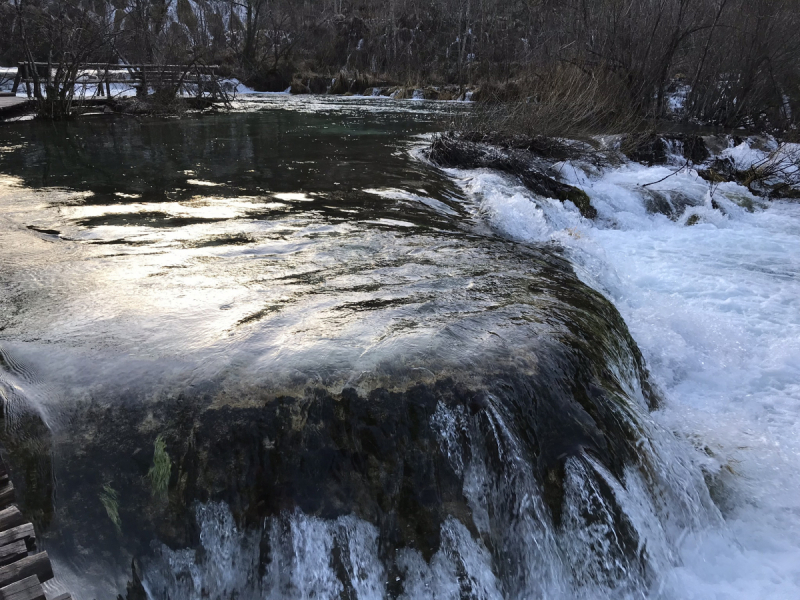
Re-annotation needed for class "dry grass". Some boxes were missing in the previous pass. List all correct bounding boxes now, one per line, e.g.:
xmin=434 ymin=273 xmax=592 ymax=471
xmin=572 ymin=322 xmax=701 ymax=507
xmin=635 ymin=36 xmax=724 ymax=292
xmin=455 ymin=63 xmax=651 ymax=146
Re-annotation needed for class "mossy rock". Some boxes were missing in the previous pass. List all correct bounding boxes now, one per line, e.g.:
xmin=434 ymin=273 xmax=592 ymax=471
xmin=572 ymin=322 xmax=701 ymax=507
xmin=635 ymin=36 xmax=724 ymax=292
xmin=686 ymin=214 xmax=701 ymax=226
xmin=390 ymin=87 xmax=413 ymax=99
xmin=697 ymin=168 xmax=730 ymax=183
xmin=427 ymin=134 xmax=598 ymax=219
xmin=558 ymin=187 xmax=597 ymax=219
xmin=769 ymin=183 xmax=800 ymax=199
xmin=245 ymin=66 xmax=293 ymax=92
xmin=349 ymin=76 xmax=371 ymax=95
xmin=417 ymin=88 xmax=441 ymax=100
xmin=307 ymin=76 xmax=329 ymax=94
xmin=625 ymin=134 xmax=709 ymax=166
xmin=290 ymin=80 xmax=310 ymax=95
xmin=329 ymin=73 xmax=349 ymax=95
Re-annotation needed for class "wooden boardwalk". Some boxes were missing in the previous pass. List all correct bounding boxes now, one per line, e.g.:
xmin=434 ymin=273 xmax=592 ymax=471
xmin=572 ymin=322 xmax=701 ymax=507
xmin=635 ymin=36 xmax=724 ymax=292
xmin=0 ymin=96 xmax=30 ymax=111
xmin=0 ymin=456 xmax=71 ymax=600
xmin=0 ymin=96 xmax=114 ymax=120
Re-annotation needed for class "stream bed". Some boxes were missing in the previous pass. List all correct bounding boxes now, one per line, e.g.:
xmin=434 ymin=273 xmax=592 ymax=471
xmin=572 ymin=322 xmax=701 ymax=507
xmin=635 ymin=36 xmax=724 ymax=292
xmin=0 ymin=96 xmax=798 ymax=599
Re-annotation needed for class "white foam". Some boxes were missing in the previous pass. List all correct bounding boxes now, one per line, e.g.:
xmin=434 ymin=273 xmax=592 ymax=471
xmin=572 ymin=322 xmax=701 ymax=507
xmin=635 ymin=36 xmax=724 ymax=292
xmin=448 ymin=149 xmax=800 ymax=597
xmin=140 ymin=503 xmax=504 ymax=600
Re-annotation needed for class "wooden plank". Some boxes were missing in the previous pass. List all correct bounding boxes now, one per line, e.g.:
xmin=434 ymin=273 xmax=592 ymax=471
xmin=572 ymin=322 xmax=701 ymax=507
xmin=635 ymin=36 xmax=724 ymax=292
xmin=0 ymin=99 xmax=30 ymax=110
xmin=0 ymin=484 xmax=14 ymax=510
xmin=0 ymin=575 xmax=45 ymax=600
xmin=0 ymin=552 xmax=53 ymax=588
xmin=0 ymin=525 xmax=34 ymax=550
xmin=0 ymin=507 xmax=25 ymax=532
xmin=0 ymin=540 xmax=26 ymax=567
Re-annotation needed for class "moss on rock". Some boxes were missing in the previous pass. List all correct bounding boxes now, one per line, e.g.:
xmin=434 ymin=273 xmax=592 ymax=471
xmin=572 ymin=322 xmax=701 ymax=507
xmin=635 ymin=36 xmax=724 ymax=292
xmin=427 ymin=133 xmax=598 ymax=219
xmin=697 ymin=168 xmax=728 ymax=183
xmin=559 ymin=187 xmax=597 ymax=219
xmin=686 ymin=214 xmax=701 ymax=226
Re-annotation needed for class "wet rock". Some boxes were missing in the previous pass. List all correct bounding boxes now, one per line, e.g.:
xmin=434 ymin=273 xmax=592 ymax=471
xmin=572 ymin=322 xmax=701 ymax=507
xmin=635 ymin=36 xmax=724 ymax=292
xmin=389 ymin=87 xmax=413 ymax=99
xmin=118 ymin=559 xmax=147 ymax=600
xmin=626 ymin=134 xmax=709 ymax=165
xmin=245 ymin=66 xmax=293 ymax=92
xmin=686 ymin=214 xmax=702 ymax=226
xmin=680 ymin=135 xmax=710 ymax=163
xmin=329 ymin=73 xmax=349 ymax=95
xmin=5 ymin=236 xmax=669 ymax=595
xmin=700 ymin=134 xmax=731 ymax=156
xmin=348 ymin=76 xmax=371 ymax=95
xmin=413 ymin=88 xmax=445 ymax=101
xmin=324 ymin=72 xmax=375 ymax=95
xmin=290 ymin=80 xmax=310 ymax=94
xmin=768 ymin=183 xmax=800 ymax=199
xmin=641 ymin=189 xmax=675 ymax=217
xmin=467 ymin=391 xmax=490 ymax=415
xmin=427 ymin=133 xmax=598 ymax=218
xmin=697 ymin=166 xmax=731 ymax=183
xmin=562 ymin=187 xmax=595 ymax=219
xmin=307 ymin=76 xmax=330 ymax=94
xmin=641 ymin=188 xmax=703 ymax=220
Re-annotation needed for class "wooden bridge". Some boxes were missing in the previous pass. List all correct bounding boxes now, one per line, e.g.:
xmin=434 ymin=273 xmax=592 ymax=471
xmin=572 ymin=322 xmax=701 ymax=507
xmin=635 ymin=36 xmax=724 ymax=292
xmin=0 ymin=456 xmax=72 ymax=600
xmin=11 ymin=62 xmax=221 ymax=99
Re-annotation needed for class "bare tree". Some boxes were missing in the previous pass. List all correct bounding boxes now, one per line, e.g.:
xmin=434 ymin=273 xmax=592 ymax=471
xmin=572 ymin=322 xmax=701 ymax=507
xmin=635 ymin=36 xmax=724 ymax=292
xmin=13 ymin=0 xmax=115 ymax=119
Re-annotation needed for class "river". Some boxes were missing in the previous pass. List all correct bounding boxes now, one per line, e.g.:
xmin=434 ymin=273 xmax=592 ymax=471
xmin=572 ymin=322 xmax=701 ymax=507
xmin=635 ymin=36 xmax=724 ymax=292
xmin=0 ymin=96 xmax=798 ymax=599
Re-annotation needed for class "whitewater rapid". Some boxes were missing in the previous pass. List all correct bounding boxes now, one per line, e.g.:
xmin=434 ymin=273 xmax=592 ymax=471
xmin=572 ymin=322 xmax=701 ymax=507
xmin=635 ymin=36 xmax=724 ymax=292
xmin=450 ymin=143 xmax=800 ymax=598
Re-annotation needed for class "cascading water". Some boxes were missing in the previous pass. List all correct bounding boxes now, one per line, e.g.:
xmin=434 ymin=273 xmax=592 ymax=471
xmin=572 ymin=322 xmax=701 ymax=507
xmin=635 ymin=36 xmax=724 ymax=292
xmin=0 ymin=98 xmax=797 ymax=599
xmin=435 ymin=136 xmax=800 ymax=598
